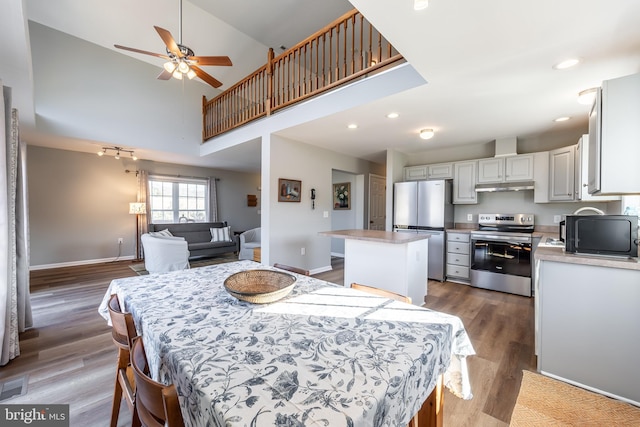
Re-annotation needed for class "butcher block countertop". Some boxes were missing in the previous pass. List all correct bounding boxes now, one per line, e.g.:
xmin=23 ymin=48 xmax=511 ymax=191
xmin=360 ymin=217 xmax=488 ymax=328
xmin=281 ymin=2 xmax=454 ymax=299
xmin=318 ymin=229 xmax=430 ymax=244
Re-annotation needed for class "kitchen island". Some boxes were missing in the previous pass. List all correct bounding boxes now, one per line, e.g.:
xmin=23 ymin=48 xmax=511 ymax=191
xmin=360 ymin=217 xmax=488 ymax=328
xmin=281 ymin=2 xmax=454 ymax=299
xmin=319 ymin=229 xmax=430 ymax=305
xmin=534 ymin=246 xmax=640 ymax=406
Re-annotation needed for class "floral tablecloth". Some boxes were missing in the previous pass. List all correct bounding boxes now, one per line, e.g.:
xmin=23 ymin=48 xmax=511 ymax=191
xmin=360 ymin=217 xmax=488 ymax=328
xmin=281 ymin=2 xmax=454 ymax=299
xmin=98 ymin=260 xmax=474 ymax=427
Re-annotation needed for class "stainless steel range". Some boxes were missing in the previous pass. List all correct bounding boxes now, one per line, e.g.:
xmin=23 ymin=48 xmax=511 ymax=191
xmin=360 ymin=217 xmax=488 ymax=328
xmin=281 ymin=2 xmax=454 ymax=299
xmin=470 ymin=214 xmax=534 ymax=297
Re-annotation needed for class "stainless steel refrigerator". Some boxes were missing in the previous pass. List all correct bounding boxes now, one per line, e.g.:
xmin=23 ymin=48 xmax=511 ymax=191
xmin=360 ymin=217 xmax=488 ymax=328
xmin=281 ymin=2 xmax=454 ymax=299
xmin=393 ymin=180 xmax=454 ymax=281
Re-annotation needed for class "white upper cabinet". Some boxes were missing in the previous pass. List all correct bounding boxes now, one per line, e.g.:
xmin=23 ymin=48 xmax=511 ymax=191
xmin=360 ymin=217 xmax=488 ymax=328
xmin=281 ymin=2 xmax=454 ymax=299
xmin=404 ymin=162 xmax=453 ymax=181
xmin=477 ymin=158 xmax=504 ymax=183
xmin=549 ymin=146 xmax=575 ymax=201
xmin=575 ymin=135 xmax=620 ymax=202
xmin=588 ymin=72 xmax=640 ymax=195
xmin=404 ymin=165 xmax=428 ymax=181
xmin=426 ymin=162 xmax=454 ymax=180
xmin=505 ymin=154 xmax=534 ymax=181
xmin=453 ymin=161 xmax=477 ymax=204
xmin=477 ymin=154 xmax=533 ymax=183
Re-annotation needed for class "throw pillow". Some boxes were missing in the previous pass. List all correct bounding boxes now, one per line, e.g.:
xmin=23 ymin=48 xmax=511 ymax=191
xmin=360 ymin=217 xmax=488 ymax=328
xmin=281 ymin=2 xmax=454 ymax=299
xmin=149 ymin=228 xmax=173 ymax=238
xmin=210 ymin=226 xmax=231 ymax=242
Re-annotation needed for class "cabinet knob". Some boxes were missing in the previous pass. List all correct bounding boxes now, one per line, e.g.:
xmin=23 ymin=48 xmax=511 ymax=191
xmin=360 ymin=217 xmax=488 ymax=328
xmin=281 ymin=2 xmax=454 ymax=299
xmin=583 ymin=183 xmax=588 ymax=187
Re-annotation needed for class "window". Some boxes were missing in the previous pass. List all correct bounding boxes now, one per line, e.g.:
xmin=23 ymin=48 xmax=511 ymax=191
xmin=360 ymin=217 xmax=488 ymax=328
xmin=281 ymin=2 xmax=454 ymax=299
xmin=149 ymin=176 xmax=209 ymax=223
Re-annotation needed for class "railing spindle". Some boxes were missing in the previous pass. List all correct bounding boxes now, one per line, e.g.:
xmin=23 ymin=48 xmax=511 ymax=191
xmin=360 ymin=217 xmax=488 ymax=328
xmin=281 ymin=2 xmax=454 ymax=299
xmin=202 ymin=9 xmax=404 ymax=140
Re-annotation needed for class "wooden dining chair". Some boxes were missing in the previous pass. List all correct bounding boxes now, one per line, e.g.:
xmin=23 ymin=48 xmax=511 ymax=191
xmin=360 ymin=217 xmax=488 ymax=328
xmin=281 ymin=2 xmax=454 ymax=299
xmin=273 ymin=263 xmax=310 ymax=276
xmin=107 ymin=294 xmax=138 ymax=427
xmin=130 ymin=337 xmax=185 ymax=427
xmin=350 ymin=283 xmax=412 ymax=304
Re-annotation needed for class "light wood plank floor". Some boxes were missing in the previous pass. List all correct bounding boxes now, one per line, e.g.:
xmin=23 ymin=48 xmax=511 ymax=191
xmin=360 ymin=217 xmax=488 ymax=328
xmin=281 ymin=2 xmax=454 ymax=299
xmin=0 ymin=258 xmax=535 ymax=426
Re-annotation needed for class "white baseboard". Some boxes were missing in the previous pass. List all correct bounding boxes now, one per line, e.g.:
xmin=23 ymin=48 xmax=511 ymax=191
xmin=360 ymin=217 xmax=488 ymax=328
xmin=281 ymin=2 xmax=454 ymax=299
xmin=309 ymin=265 xmax=333 ymax=275
xmin=30 ymin=255 xmax=135 ymax=271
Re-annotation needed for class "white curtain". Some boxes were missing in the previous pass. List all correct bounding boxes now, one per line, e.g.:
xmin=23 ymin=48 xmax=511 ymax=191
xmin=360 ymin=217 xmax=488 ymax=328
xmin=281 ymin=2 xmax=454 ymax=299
xmin=1 ymin=82 xmax=32 ymax=366
xmin=138 ymin=170 xmax=149 ymax=259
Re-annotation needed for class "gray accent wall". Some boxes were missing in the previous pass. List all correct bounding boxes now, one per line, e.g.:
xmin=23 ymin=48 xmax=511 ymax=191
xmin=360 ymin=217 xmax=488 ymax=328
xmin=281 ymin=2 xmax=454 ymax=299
xmin=27 ymin=146 xmax=260 ymax=268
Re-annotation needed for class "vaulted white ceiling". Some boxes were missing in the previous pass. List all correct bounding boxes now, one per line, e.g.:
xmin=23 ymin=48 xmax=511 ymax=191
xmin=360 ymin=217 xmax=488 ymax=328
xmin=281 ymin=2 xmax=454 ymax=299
xmin=2 ymin=0 xmax=640 ymax=171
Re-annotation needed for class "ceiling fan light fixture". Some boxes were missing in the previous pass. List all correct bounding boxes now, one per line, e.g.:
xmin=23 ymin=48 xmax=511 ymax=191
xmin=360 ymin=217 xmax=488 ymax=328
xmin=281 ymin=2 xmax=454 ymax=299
xmin=172 ymin=69 xmax=183 ymax=80
xmin=186 ymin=68 xmax=197 ymax=80
xmin=419 ymin=129 xmax=435 ymax=140
xmin=97 ymin=150 xmax=105 ymax=156
xmin=163 ymin=61 xmax=177 ymax=73
xmin=178 ymin=60 xmax=190 ymax=74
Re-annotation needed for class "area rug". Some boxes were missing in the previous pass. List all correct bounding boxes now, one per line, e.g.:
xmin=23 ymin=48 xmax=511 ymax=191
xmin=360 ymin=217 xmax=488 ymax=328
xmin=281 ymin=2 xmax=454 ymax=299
xmin=510 ymin=370 xmax=640 ymax=426
xmin=129 ymin=253 xmax=240 ymax=275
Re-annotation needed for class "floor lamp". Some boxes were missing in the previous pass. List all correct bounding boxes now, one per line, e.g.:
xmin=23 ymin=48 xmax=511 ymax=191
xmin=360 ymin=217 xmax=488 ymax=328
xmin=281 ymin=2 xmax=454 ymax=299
xmin=129 ymin=202 xmax=147 ymax=261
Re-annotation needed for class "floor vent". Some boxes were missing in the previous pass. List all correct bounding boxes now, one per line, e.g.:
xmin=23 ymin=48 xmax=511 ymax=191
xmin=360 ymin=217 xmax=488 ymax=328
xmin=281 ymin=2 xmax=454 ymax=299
xmin=0 ymin=374 xmax=28 ymax=402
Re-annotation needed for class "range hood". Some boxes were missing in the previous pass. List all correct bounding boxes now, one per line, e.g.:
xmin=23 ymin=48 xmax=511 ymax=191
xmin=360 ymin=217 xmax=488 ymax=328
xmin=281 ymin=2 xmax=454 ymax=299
xmin=474 ymin=137 xmax=534 ymax=192
xmin=475 ymin=181 xmax=535 ymax=192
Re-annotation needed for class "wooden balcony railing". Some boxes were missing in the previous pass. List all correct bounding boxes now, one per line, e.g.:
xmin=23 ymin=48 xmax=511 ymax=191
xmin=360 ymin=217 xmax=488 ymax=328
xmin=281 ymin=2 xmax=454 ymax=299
xmin=203 ymin=9 xmax=404 ymax=141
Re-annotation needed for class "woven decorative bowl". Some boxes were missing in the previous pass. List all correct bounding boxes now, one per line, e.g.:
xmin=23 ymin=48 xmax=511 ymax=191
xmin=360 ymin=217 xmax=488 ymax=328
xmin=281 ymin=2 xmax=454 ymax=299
xmin=224 ymin=270 xmax=297 ymax=304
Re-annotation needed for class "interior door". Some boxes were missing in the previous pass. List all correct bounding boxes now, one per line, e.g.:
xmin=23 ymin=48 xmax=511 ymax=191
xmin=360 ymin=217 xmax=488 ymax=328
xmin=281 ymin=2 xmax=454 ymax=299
xmin=369 ymin=174 xmax=386 ymax=230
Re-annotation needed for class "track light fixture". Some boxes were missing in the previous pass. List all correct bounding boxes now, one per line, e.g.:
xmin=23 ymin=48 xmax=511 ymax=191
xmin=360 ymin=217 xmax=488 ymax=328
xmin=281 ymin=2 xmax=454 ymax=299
xmin=97 ymin=146 xmax=137 ymax=161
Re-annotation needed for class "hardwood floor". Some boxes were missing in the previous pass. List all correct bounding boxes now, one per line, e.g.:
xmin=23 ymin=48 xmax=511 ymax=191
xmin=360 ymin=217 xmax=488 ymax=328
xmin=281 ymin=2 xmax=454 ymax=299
xmin=0 ymin=258 xmax=535 ymax=426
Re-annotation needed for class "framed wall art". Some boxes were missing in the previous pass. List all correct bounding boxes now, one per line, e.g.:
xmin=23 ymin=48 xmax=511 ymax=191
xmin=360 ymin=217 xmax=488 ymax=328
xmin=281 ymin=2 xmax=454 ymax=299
xmin=278 ymin=178 xmax=302 ymax=202
xmin=333 ymin=182 xmax=351 ymax=210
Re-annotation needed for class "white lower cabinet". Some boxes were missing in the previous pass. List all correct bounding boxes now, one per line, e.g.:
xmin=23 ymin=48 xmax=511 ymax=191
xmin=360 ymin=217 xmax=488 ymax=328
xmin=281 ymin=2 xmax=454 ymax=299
xmin=537 ymin=259 xmax=640 ymax=406
xmin=446 ymin=232 xmax=470 ymax=282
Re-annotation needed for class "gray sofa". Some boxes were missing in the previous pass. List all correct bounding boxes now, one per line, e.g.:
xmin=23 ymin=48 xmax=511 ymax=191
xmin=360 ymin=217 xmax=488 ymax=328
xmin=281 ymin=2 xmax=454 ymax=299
xmin=148 ymin=222 xmax=238 ymax=259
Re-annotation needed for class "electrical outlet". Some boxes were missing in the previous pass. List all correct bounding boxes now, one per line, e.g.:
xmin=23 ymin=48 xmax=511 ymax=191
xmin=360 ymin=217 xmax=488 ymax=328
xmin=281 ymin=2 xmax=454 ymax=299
xmin=118 ymin=238 xmax=123 ymax=244
xmin=323 ymin=211 xmax=329 ymax=218
xmin=301 ymin=247 xmax=305 ymax=255
xmin=553 ymin=215 xmax=561 ymax=224
xmin=467 ymin=214 xmax=473 ymax=222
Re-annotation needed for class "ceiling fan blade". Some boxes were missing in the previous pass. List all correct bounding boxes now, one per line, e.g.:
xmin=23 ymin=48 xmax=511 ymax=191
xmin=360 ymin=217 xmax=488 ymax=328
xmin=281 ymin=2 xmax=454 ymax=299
xmin=154 ymin=26 xmax=182 ymax=57
xmin=191 ymin=66 xmax=223 ymax=88
xmin=114 ymin=44 xmax=170 ymax=60
xmin=190 ymin=56 xmax=232 ymax=66
xmin=157 ymin=69 xmax=173 ymax=80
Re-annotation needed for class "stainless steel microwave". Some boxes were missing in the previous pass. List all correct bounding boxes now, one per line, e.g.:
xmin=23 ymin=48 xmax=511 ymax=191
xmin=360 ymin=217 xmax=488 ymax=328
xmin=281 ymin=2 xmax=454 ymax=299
xmin=560 ymin=215 xmax=639 ymax=257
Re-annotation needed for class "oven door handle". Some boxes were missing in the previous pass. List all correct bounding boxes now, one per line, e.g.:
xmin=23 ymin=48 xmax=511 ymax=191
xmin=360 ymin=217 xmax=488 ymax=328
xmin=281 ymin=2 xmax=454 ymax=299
xmin=472 ymin=234 xmax=531 ymax=244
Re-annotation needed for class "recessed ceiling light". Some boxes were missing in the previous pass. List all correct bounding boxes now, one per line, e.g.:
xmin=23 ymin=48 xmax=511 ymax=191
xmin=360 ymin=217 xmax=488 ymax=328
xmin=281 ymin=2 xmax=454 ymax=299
xmin=386 ymin=112 xmax=399 ymax=119
xmin=554 ymin=117 xmax=570 ymax=122
xmin=553 ymin=58 xmax=580 ymax=70
xmin=577 ymin=87 xmax=598 ymax=105
xmin=419 ymin=129 xmax=434 ymax=140
xmin=347 ymin=124 xmax=358 ymax=129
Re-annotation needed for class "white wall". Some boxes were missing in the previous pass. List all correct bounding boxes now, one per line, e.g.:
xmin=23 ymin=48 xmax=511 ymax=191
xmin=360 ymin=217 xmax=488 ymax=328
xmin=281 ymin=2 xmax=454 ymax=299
xmin=452 ymin=190 xmax=621 ymax=227
xmin=28 ymin=146 xmax=260 ymax=268
xmin=267 ymin=135 xmax=378 ymax=272
xmin=29 ymin=21 xmax=218 ymax=158
xmin=405 ymin=130 xmax=586 ymax=166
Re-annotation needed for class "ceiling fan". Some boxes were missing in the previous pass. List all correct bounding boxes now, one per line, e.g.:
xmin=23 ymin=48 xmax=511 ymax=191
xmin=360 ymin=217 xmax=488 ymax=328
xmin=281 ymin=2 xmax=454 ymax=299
xmin=114 ymin=0 xmax=232 ymax=88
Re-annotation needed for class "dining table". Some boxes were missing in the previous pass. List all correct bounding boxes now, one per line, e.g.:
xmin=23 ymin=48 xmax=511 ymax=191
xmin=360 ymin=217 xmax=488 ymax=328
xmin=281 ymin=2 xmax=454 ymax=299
xmin=98 ymin=260 xmax=475 ymax=427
